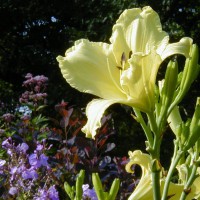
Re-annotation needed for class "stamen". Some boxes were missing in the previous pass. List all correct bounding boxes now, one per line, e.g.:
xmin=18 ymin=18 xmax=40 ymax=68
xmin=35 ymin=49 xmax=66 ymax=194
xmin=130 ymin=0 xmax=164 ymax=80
xmin=121 ymin=52 xmax=126 ymax=70
xmin=116 ymin=66 xmax=122 ymax=70
xmin=129 ymin=51 xmax=133 ymax=59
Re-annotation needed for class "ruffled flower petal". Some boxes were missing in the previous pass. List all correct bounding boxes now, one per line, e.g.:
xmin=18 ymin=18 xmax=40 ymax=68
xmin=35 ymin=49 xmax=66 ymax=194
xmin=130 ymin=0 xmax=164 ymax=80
xmin=110 ymin=6 xmax=168 ymax=60
xmin=125 ymin=150 xmax=153 ymax=200
xmin=159 ymin=37 xmax=193 ymax=60
xmin=81 ymin=99 xmax=119 ymax=138
xmin=57 ymin=39 xmax=126 ymax=100
xmin=121 ymin=50 xmax=162 ymax=111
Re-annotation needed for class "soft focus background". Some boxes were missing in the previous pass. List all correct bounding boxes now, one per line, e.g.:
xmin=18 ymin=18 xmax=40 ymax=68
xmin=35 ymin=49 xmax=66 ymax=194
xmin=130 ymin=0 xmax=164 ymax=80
xmin=0 ymin=0 xmax=200 ymax=164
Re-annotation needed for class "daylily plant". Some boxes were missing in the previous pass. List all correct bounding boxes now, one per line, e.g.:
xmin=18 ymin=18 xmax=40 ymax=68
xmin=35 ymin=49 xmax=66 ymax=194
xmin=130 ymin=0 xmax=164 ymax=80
xmin=57 ymin=5 xmax=200 ymax=200
xmin=57 ymin=6 xmax=192 ymax=139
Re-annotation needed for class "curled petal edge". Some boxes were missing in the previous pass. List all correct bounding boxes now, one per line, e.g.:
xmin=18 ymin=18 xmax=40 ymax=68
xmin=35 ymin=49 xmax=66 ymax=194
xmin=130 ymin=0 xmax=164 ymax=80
xmin=81 ymin=99 xmax=119 ymax=138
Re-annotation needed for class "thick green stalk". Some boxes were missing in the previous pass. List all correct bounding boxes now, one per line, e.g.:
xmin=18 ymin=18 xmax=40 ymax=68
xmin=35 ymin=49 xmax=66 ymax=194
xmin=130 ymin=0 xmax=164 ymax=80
xmin=147 ymin=112 xmax=162 ymax=200
xmin=152 ymin=159 xmax=161 ymax=200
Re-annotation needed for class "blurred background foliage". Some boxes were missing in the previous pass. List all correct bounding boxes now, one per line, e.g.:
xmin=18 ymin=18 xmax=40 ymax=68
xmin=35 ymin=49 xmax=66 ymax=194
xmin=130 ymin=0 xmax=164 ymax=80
xmin=0 ymin=0 xmax=200 ymax=160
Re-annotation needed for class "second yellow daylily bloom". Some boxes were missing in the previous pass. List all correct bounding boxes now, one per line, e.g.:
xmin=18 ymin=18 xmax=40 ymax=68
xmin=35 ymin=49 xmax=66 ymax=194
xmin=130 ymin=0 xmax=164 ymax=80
xmin=126 ymin=150 xmax=200 ymax=200
xmin=57 ymin=6 xmax=192 ymax=138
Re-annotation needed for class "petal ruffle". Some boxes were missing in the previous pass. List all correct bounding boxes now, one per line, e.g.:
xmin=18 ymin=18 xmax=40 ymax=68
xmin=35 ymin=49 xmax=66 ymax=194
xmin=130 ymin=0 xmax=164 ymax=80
xmin=57 ymin=39 xmax=127 ymax=100
xmin=121 ymin=50 xmax=162 ymax=112
xmin=110 ymin=6 xmax=168 ymax=60
xmin=126 ymin=150 xmax=152 ymax=200
xmin=81 ymin=99 xmax=119 ymax=138
xmin=159 ymin=37 xmax=193 ymax=60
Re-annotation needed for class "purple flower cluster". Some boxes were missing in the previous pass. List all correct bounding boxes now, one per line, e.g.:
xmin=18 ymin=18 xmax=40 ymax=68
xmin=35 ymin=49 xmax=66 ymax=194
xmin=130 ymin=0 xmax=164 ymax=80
xmin=34 ymin=185 xmax=59 ymax=200
xmin=2 ymin=113 xmax=15 ymax=123
xmin=19 ymin=73 xmax=48 ymax=107
xmin=0 ymin=138 xmax=59 ymax=199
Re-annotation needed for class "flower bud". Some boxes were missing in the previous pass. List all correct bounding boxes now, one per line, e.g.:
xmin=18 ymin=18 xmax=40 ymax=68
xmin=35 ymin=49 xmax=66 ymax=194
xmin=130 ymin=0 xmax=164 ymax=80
xmin=64 ymin=182 xmax=75 ymax=199
xmin=108 ymin=178 xmax=120 ymax=200
xmin=175 ymin=44 xmax=199 ymax=104
xmin=160 ymin=60 xmax=178 ymax=111
xmin=185 ymin=98 xmax=200 ymax=149
xmin=181 ymin=120 xmax=190 ymax=146
xmin=75 ymin=170 xmax=85 ymax=200
xmin=92 ymin=173 xmax=106 ymax=200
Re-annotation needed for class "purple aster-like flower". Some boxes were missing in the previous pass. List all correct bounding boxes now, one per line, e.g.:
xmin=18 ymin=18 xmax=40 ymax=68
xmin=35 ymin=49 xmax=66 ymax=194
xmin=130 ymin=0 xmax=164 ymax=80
xmin=9 ymin=187 xmax=18 ymax=195
xmin=22 ymin=167 xmax=38 ymax=180
xmin=48 ymin=185 xmax=59 ymax=200
xmin=36 ymin=144 xmax=44 ymax=151
xmin=34 ymin=185 xmax=59 ymax=200
xmin=29 ymin=152 xmax=49 ymax=169
xmin=39 ymin=154 xmax=49 ymax=167
xmin=16 ymin=142 xmax=29 ymax=153
xmin=82 ymin=184 xmax=98 ymax=200
xmin=2 ymin=137 xmax=12 ymax=149
xmin=29 ymin=153 xmax=41 ymax=168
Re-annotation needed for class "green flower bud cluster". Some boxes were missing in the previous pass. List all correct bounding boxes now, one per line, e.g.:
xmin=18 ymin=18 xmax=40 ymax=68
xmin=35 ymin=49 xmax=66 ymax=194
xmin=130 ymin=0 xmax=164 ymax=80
xmin=64 ymin=170 xmax=85 ymax=200
xmin=64 ymin=170 xmax=120 ymax=200
xmin=92 ymin=173 xmax=120 ymax=200
xmin=171 ymin=44 xmax=199 ymax=110
xmin=185 ymin=98 xmax=200 ymax=150
xmin=159 ymin=60 xmax=178 ymax=121
xmin=168 ymin=98 xmax=200 ymax=151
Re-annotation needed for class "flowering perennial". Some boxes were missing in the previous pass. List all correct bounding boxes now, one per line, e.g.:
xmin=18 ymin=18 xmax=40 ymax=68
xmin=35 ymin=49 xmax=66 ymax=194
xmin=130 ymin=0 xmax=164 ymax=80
xmin=57 ymin=6 xmax=192 ymax=138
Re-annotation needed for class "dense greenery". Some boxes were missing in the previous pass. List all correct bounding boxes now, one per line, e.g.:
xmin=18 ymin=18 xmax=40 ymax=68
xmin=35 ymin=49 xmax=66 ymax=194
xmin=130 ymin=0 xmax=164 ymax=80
xmin=0 ymin=0 xmax=200 ymax=155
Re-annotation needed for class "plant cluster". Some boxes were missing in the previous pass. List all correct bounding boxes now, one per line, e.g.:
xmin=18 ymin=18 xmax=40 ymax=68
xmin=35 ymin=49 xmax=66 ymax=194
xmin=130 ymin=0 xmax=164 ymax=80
xmin=0 ymin=73 xmax=136 ymax=200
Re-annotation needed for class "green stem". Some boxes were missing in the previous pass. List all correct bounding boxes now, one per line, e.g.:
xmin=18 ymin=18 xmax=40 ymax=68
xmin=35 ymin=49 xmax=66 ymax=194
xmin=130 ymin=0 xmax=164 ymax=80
xmin=180 ymin=163 xmax=198 ymax=200
xmin=147 ymin=112 xmax=162 ymax=200
xmin=180 ymin=141 xmax=200 ymax=200
xmin=161 ymin=143 xmax=183 ymax=200
xmin=152 ymin=159 xmax=161 ymax=200
xmin=147 ymin=112 xmax=161 ymax=159
xmin=133 ymin=108 xmax=153 ymax=148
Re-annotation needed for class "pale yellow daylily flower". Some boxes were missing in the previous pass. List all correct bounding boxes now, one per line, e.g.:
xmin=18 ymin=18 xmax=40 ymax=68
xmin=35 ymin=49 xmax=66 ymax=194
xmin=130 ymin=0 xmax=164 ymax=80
xmin=126 ymin=150 xmax=200 ymax=200
xmin=57 ymin=6 xmax=192 ymax=138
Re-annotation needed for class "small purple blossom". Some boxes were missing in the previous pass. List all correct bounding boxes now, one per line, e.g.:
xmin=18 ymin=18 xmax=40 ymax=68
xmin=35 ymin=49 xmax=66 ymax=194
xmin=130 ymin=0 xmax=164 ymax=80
xmin=39 ymin=153 xmax=49 ymax=167
xmin=48 ymin=185 xmax=59 ymax=200
xmin=2 ymin=137 xmax=12 ymax=148
xmin=34 ymin=185 xmax=59 ymax=200
xmin=0 ymin=159 xmax=6 ymax=167
xmin=29 ymin=153 xmax=41 ymax=168
xmin=22 ymin=167 xmax=38 ymax=180
xmin=29 ymin=152 xmax=49 ymax=168
xmin=9 ymin=187 xmax=18 ymax=195
xmin=36 ymin=144 xmax=44 ymax=151
xmin=82 ymin=184 xmax=98 ymax=200
xmin=16 ymin=142 xmax=29 ymax=153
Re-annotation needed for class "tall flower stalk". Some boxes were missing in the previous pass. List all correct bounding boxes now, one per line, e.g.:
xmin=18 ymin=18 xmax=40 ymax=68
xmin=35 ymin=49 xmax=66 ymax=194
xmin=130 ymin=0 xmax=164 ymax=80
xmin=57 ymin=6 xmax=200 ymax=199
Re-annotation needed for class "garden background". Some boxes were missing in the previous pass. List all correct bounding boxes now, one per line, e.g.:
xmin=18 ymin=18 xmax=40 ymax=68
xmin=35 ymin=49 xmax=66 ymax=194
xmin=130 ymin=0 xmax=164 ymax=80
xmin=0 ymin=0 xmax=200 ymax=199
